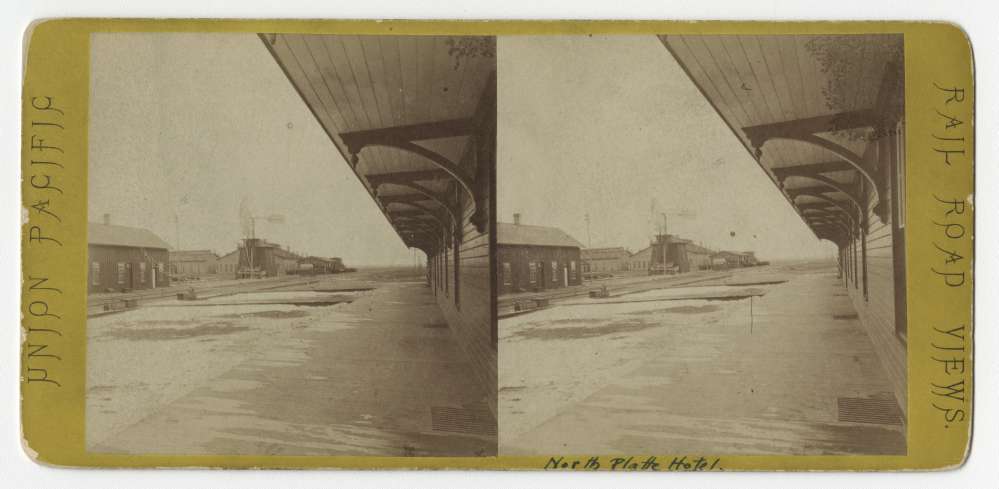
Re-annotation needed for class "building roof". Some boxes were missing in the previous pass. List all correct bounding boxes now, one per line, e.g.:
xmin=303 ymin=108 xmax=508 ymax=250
xmin=497 ymin=222 xmax=584 ymax=249
xmin=581 ymin=247 xmax=630 ymax=260
xmin=714 ymin=250 xmax=746 ymax=258
xmin=686 ymin=243 xmax=715 ymax=255
xmin=88 ymin=222 xmax=171 ymax=250
xmin=169 ymin=250 xmax=218 ymax=261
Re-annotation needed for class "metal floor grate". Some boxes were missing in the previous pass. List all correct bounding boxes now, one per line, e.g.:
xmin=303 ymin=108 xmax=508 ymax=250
xmin=431 ymin=405 xmax=497 ymax=436
xmin=837 ymin=397 xmax=904 ymax=425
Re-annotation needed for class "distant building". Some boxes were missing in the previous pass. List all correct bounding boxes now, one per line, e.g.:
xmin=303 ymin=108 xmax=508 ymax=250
xmin=629 ymin=235 xmax=714 ymax=273
xmin=236 ymin=238 xmax=302 ymax=278
xmin=627 ymin=245 xmax=654 ymax=272
xmin=216 ymin=249 xmax=240 ymax=277
xmin=88 ymin=215 xmax=170 ymax=293
xmin=740 ymin=251 xmax=759 ymax=266
xmin=649 ymin=234 xmax=693 ymax=273
xmin=581 ymin=247 xmax=631 ymax=273
xmin=168 ymin=250 xmax=219 ymax=278
xmin=496 ymin=214 xmax=583 ymax=295
xmin=712 ymin=251 xmax=745 ymax=269
xmin=296 ymin=256 xmax=348 ymax=274
xmin=686 ymin=243 xmax=716 ymax=270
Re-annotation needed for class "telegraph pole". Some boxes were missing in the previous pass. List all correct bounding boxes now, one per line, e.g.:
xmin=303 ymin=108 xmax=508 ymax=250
xmin=584 ymin=213 xmax=591 ymax=248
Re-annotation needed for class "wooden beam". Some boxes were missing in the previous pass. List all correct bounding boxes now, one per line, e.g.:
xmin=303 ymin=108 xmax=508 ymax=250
xmin=743 ymin=109 xmax=878 ymax=149
xmin=387 ymin=209 xmax=432 ymax=218
xmin=365 ymin=170 xmax=449 ymax=187
xmin=772 ymin=161 xmax=855 ymax=178
xmin=378 ymin=194 xmax=431 ymax=205
xmin=786 ymin=186 xmax=837 ymax=198
xmin=340 ymin=118 xmax=474 ymax=154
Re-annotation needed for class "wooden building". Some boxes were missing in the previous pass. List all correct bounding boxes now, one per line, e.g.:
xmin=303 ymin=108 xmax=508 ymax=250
xmin=263 ymin=34 xmax=497 ymax=421
xmin=88 ymin=218 xmax=170 ymax=293
xmin=168 ymin=250 xmax=219 ymax=278
xmin=236 ymin=238 xmax=301 ymax=277
xmin=712 ymin=250 xmax=745 ymax=269
xmin=686 ymin=243 xmax=716 ymax=270
xmin=663 ymin=34 xmax=908 ymax=416
xmin=581 ymin=247 xmax=631 ymax=273
xmin=216 ymin=249 xmax=239 ymax=277
xmin=295 ymin=256 xmax=347 ymax=275
xmin=649 ymin=234 xmax=693 ymax=273
xmin=496 ymin=216 xmax=583 ymax=295
xmin=627 ymin=245 xmax=654 ymax=272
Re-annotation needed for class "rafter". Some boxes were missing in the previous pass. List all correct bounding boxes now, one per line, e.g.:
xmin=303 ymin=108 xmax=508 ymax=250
xmin=366 ymin=170 xmax=450 ymax=187
xmin=772 ymin=161 xmax=855 ymax=178
xmin=378 ymin=193 xmax=431 ymax=205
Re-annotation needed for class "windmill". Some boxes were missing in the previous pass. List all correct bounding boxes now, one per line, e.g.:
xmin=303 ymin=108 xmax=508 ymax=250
xmin=238 ymin=197 xmax=285 ymax=278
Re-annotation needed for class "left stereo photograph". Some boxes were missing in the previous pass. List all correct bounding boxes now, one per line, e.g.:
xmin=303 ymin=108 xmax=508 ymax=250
xmin=85 ymin=33 xmax=497 ymax=456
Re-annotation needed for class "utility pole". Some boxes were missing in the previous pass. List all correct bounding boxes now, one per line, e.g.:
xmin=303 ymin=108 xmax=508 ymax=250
xmin=661 ymin=213 xmax=668 ymax=273
xmin=584 ymin=213 xmax=591 ymax=248
xmin=174 ymin=212 xmax=180 ymax=250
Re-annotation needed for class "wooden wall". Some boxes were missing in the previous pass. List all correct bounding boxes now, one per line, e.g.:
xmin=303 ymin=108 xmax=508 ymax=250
xmin=425 ymin=76 xmax=497 ymax=417
xmin=841 ymin=121 xmax=907 ymax=417
xmin=496 ymin=245 xmax=583 ymax=295
xmin=88 ymin=245 xmax=169 ymax=293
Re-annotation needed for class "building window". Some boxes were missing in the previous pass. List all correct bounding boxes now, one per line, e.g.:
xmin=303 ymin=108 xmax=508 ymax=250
xmin=528 ymin=262 xmax=537 ymax=284
xmin=91 ymin=262 xmax=100 ymax=286
xmin=570 ymin=260 xmax=576 ymax=280
xmin=139 ymin=262 xmax=147 ymax=283
xmin=551 ymin=261 xmax=558 ymax=282
xmin=116 ymin=262 xmax=126 ymax=284
xmin=502 ymin=262 xmax=512 ymax=286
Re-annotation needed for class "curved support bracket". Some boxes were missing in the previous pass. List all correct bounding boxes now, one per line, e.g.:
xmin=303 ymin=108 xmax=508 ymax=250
xmin=340 ymin=118 xmax=487 ymax=233
xmin=389 ymin=201 xmax=450 ymax=230
xmin=808 ymin=219 xmax=852 ymax=244
xmin=803 ymin=211 xmax=854 ymax=235
xmin=794 ymin=194 xmax=860 ymax=228
xmin=762 ymin=134 xmax=880 ymax=211
xmin=783 ymin=174 xmax=864 ymax=212
xmin=373 ymin=181 xmax=460 ymax=231
xmin=744 ymin=111 xmax=887 ymax=222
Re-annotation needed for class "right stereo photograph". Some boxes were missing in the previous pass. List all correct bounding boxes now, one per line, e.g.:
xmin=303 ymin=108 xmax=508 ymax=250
xmin=496 ymin=34 xmax=907 ymax=456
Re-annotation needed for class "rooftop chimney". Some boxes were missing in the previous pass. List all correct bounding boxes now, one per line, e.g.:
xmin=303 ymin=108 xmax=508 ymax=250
xmin=102 ymin=213 xmax=110 ymax=225
xmin=513 ymin=213 xmax=521 ymax=226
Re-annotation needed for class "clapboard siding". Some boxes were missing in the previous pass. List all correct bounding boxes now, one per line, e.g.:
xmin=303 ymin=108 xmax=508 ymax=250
xmin=431 ymin=188 xmax=496 ymax=417
xmin=844 ymin=190 xmax=907 ymax=417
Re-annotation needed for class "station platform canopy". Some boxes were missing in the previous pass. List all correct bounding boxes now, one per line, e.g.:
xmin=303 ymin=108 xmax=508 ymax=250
xmin=660 ymin=34 xmax=904 ymax=246
xmin=261 ymin=34 xmax=496 ymax=255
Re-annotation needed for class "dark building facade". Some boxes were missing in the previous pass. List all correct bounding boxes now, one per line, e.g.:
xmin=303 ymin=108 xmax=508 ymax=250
xmin=496 ymin=217 xmax=584 ymax=295
xmin=88 ymin=220 xmax=171 ymax=294
xmin=236 ymin=238 xmax=301 ymax=278
xmin=649 ymin=234 xmax=693 ymax=273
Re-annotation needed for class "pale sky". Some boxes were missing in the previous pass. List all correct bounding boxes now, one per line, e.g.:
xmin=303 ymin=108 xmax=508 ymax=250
xmin=89 ymin=33 xmax=417 ymax=267
xmin=90 ymin=33 xmax=835 ymax=266
xmin=497 ymin=36 xmax=836 ymax=261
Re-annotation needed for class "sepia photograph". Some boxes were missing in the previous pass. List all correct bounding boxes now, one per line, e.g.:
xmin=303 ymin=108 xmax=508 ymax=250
xmin=85 ymin=32 xmax=497 ymax=456
xmin=497 ymin=34 xmax=907 ymax=455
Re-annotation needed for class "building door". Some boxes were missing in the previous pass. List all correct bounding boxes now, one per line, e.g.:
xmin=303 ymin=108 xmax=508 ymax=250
xmin=537 ymin=261 xmax=546 ymax=290
xmin=125 ymin=262 xmax=134 ymax=290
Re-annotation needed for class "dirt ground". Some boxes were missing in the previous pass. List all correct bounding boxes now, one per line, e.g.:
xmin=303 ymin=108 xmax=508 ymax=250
xmin=87 ymin=269 xmax=495 ymax=456
xmin=499 ymin=262 xmax=906 ymax=455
